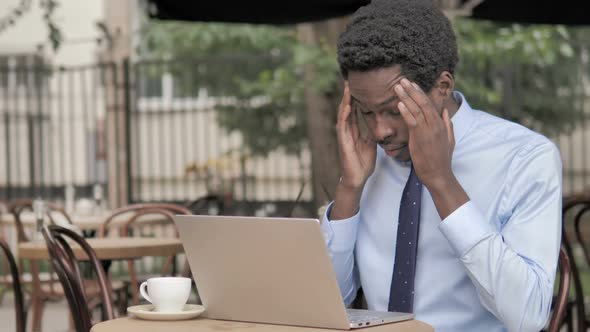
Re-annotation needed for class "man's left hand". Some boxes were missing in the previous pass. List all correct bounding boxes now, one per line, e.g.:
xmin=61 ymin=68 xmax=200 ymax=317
xmin=394 ymin=78 xmax=455 ymax=191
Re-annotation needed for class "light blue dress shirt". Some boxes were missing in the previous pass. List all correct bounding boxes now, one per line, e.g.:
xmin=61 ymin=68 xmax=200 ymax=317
xmin=321 ymin=92 xmax=562 ymax=332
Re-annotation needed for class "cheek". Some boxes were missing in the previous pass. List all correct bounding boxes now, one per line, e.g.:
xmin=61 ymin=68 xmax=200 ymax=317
xmin=397 ymin=122 xmax=410 ymax=139
xmin=427 ymin=92 xmax=444 ymax=113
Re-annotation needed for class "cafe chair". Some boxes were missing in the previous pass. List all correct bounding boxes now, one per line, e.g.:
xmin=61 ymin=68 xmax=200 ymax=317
xmin=547 ymin=248 xmax=572 ymax=332
xmin=9 ymin=198 xmax=74 ymax=243
xmin=42 ymin=225 xmax=115 ymax=332
xmin=0 ymin=237 xmax=26 ymax=332
xmin=574 ymin=202 xmax=590 ymax=268
xmin=0 ymin=199 xmax=14 ymax=304
xmin=560 ymin=194 xmax=590 ymax=332
xmin=99 ymin=203 xmax=192 ymax=305
xmin=7 ymin=198 xmax=126 ymax=330
xmin=184 ymin=194 xmax=225 ymax=215
xmin=7 ymin=198 xmax=76 ymax=330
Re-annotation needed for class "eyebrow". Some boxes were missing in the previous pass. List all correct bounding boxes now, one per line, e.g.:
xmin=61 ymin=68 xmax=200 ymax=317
xmin=376 ymin=95 xmax=398 ymax=108
xmin=351 ymin=94 xmax=398 ymax=112
xmin=350 ymin=95 xmax=367 ymax=109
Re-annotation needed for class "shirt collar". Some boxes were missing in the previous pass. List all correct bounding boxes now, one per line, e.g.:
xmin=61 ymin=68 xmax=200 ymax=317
xmin=450 ymin=91 xmax=476 ymax=146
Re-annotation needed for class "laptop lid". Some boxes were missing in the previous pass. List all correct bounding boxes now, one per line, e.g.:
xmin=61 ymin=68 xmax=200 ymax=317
xmin=174 ymin=215 xmax=351 ymax=329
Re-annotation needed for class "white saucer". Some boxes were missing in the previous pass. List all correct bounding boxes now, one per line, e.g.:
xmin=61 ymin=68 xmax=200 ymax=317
xmin=127 ymin=304 xmax=205 ymax=321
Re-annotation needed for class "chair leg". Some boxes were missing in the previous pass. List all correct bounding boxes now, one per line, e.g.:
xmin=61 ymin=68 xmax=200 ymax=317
xmin=31 ymin=297 xmax=45 ymax=332
xmin=566 ymin=309 xmax=573 ymax=332
xmin=118 ymin=284 xmax=129 ymax=316
xmin=0 ymin=285 xmax=6 ymax=305
xmin=127 ymin=261 xmax=139 ymax=305
xmin=68 ymin=312 xmax=75 ymax=332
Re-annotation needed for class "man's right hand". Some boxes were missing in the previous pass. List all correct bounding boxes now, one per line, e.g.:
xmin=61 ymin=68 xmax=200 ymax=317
xmin=329 ymin=82 xmax=377 ymax=221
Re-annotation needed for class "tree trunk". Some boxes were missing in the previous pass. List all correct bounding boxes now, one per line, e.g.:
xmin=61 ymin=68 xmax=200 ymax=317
xmin=297 ymin=18 xmax=349 ymax=211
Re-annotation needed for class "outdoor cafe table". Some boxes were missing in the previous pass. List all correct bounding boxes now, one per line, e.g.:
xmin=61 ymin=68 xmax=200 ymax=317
xmin=18 ymin=237 xmax=184 ymax=332
xmin=0 ymin=210 xmax=162 ymax=232
xmin=91 ymin=317 xmax=434 ymax=332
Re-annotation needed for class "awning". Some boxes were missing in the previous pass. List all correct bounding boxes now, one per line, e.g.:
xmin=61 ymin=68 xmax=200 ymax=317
xmin=146 ymin=0 xmax=370 ymax=25
xmin=146 ymin=0 xmax=590 ymax=26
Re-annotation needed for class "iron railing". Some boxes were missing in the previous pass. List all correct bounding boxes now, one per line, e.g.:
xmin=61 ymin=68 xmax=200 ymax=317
xmin=1 ymin=53 xmax=589 ymax=214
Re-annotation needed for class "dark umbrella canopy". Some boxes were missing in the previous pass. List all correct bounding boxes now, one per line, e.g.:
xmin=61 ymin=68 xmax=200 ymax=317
xmin=147 ymin=0 xmax=590 ymax=25
xmin=146 ymin=0 xmax=370 ymax=25
xmin=470 ymin=0 xmax=589 ymax=26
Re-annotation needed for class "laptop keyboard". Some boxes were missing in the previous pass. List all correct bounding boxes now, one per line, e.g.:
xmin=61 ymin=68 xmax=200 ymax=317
xmin=346 ymin=309 xmax=394 ymax=324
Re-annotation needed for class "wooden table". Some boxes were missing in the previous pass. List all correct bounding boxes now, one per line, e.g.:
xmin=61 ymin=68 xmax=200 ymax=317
xmin=91 ymin=317 xmax=433 ymax=332
xmin=1 ymin=210 xmax=168 ymax=232
xmin=18 ymin=237 xmax=183 ymax=260
xmin=18 ymin=237 xmax=184 ymax=332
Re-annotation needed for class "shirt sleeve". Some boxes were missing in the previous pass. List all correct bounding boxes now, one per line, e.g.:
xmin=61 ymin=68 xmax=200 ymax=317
xmin=439 ymin=141 xmax=562 ymax=332
xmin=320 ymin=202 xmax=361 ymax=306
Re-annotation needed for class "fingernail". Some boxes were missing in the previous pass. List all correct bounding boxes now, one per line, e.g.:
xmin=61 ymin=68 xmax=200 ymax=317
xmin=401 ymin=78 xmax=410 ymax=86
xmin=394 ymin=84 xmax=404 ymax=93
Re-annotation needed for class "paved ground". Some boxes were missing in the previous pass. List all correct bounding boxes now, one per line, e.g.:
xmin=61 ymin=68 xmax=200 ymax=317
xmin=0 ymin=295 xmax=70 ymax=332
xmin=0 ymin=288 xmax=200 ymax=332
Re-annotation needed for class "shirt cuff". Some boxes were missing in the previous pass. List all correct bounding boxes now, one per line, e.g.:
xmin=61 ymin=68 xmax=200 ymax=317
xmin=320 ymin=201 xmax=360 ymax=253
xmin=438 ymin=200 xmax=494 ymax=257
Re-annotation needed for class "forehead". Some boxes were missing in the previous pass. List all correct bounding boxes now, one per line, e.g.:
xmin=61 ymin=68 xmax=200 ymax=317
xmin=348 ymin=65 xmax=404 ymax=105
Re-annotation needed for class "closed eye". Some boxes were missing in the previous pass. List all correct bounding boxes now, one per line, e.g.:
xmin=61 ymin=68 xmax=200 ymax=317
xmin=353 ymin=100 xmax=373 ymax=116
xmin=386 ymin=108 xmax=401 ymax=116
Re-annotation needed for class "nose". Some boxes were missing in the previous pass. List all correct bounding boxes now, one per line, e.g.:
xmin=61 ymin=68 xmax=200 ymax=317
xmin=372 ymin=113 xmax=395 ymax=143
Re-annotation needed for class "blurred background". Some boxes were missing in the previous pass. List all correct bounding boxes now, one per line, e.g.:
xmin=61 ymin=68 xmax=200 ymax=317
xmin=1 ymin=0 xmax=589 ymax=217
xmin=2 ymin=1 xmax=590 ymax=331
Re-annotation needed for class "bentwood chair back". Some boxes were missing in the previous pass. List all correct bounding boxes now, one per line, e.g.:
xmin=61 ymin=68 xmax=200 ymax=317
xmin=547 ymin=248 xmax=571 ymax=332
xmin=99 ymin=203 xmax=192 ymax=304
xmin=0 ymin=237 xmax=26 ymax=332
xmin=42 ymin=225 xmax=115 ymax=332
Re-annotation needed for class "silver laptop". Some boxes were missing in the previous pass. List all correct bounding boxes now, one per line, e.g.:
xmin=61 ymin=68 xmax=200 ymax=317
xmin=174 ymin=215 xmax=413 ymax=329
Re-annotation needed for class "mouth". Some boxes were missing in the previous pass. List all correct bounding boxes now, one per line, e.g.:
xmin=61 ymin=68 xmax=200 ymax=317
xmin=382 ymin=144 xmax=407 ymax=157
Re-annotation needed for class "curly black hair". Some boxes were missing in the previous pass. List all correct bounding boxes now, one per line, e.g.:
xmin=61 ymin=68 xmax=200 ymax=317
xmin=337 ymin=0 xmax=458 ymax=92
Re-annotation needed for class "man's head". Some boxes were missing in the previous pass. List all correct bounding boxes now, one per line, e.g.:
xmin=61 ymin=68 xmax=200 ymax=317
xmin=337 ymin=0 xmax=459 ymax=161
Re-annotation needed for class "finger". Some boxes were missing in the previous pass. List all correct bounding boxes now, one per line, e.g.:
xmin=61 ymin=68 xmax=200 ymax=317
xmin=443 ymin=108 xmax=455 ymax=152
xmin=350 ymin=105 xmax=360 ymax=139
xmin=395 ymin=83 xmax=427 ymax=125
xmin=401 ymin=79 xmax=437 ymax=124
xmin=341 ymin=81 xmax=351 ymax=109
xmin=398 ymin=100 xmax=417 ymax=128
xmin=338 ymin=103 xmax=353 ymax=137
xmin=412 ymin=82 xmax=441 ymax=124
xmin=337 ymin=83 xmax=352 ymax=128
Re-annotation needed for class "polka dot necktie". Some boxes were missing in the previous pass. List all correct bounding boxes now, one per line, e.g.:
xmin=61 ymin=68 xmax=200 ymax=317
xmin=388 ymin=165 xmax=422 ymax=313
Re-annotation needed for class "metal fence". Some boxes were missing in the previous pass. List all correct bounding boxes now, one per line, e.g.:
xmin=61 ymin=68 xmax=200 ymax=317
xmin=130 ymin=57 xmax=311 ymax=204
xmin=0 ymin=56 xmax=315 ymax=216
xmin=0 ymin=58 xmax=115 ymax=201
xmin=1 ymin=54 xmax=590 ymax=213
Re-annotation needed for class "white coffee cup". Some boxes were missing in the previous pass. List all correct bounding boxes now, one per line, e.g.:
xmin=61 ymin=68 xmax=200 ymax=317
xmin=139 ymin=277 xmax=191 ymax=312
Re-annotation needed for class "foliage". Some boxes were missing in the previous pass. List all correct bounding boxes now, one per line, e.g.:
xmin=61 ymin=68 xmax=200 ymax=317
xmin=0 ymin=0 xmax=32 ymax=33
xmin=455 ymin=19 xmax=587 ymax=135
xmin=144 ymin=19 xmax=589 ymax=156
xmin=40 ymin=0 xmax=62 ymax=51
xmin=0 ymin=0 xmax=62 ymax=51
xmin=143 ymin=22 xmax=339 ymax=157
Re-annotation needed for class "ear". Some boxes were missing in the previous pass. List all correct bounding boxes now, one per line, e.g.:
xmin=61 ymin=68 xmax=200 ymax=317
xmin=434 ymin=71 xmax=454 ymax=99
